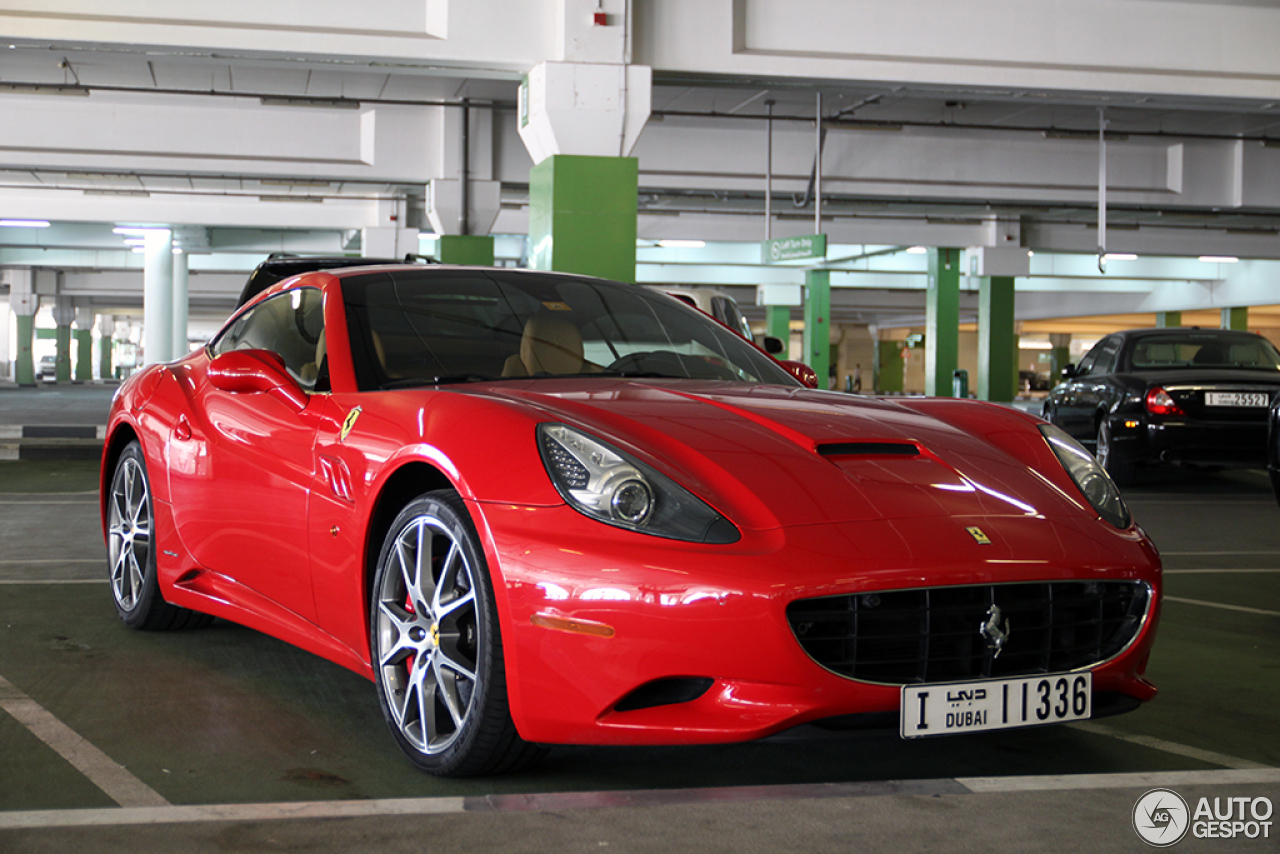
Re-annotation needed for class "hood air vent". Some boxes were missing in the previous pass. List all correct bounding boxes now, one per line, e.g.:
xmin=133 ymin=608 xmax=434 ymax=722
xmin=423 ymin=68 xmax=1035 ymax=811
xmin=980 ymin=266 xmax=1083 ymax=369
xmin=817 ymin=442 xmax=919 ymax=458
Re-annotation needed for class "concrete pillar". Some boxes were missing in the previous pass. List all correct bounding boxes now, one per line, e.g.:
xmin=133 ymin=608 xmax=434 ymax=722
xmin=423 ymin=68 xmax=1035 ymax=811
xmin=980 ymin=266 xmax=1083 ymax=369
xmin=99 ymin=315 xmax=116 ymax=382
xmin=52 ymin=295 xmax=75 ymax=383
xmin=1222 ymin=306 xmax=1248 ymax=331
xmin=1156 ymin=311 xmax=1181 ymax=328
xmin=529 ymin=155 xmax=638 ymax=282
xmin=172 ymin=250 xmax=189 ymax=358
xmin=9 ymin=269 xmax=37 ymax=386
xmin=438 ymin=235 xmax=495 ymax=266
xmin=74 ymin=305 xmax=94 ymax=382
xmin=1049 ymin=333 xmax=1072 ymax=384
xmin=925 ymin=248 xmax=961 ymax=397
xmin=803 ymin=269 xmax=831 ymax=385
xmin=143 ymin=229 xmax=173 ymax=365
xmin=978 ymin=276 xmax=1017 ymax=403
xmin=765 ymin=306 xmax=790 ymax=343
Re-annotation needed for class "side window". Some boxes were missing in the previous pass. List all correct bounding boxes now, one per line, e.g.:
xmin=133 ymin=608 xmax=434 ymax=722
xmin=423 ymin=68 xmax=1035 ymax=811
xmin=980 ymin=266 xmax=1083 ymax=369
xmin=209 ymin=288 xmax=327 ymax=392
xmin=1078 ymin=338 xmax=1120 ymax=377
xmin=1091 ymin=339 xmax=1121 ymax=376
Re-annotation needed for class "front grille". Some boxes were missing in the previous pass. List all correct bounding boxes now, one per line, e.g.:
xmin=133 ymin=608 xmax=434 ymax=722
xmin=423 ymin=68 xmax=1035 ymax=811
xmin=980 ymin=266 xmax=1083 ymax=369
xmin=786 ymin=581 xmax=1150 ymax=685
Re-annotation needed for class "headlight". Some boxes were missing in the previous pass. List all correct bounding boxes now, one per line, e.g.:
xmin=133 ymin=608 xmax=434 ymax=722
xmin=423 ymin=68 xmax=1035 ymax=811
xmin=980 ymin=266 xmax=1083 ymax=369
xmin=537 ymin=423 xmax=739 ymax=544
xmin=1039 ymin=423 xmax=1131 ymax=529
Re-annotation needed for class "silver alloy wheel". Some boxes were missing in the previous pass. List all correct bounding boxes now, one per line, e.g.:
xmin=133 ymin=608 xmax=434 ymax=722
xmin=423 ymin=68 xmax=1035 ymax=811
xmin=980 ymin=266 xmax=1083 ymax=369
xmin=1095 ymin=420 xmax=1113 ymax=468
xmin=108 ymin=454 xmax=151 ymax=612
xmin=375 ymin=513 xmax=480 ymax=755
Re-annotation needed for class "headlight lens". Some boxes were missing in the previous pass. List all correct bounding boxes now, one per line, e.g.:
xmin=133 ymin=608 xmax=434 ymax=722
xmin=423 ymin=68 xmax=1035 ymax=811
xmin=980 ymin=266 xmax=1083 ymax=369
xmin=1039 ymin=423 xmax=1131 ymax=528
xmin=537 ymin=423 xmax=739 ymax=543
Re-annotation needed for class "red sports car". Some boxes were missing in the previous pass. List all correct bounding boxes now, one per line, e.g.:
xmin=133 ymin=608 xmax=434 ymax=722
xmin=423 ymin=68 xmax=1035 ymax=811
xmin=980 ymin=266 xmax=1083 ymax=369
xmin=102 ymin=265 xmax=1161 ymax=776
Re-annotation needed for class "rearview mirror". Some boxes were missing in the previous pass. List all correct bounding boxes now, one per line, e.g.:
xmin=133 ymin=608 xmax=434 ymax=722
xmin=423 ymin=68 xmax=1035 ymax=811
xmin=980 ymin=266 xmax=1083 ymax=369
xmin=208 ymin=349 xmax=308 ymax=412
xmin=1060 ymin=363 xmax=1078 ymax=380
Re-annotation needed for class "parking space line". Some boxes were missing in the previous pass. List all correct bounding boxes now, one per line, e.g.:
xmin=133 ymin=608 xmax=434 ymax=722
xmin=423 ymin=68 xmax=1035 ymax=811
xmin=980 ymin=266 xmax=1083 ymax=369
xmin=1 ymin=769 xmax=1277 ymax=830
xmin=0 ymin=674 xmax=169 ymax=808
xmin=0 ymin=580 xmax=106 ymax=585
xmin=1162 ymin=596 xmax=1280 ymax=617
xmin=0 ymin=500 xmax=97 ymax=505
xmin=1162 ymin=550 xmax=1280 ymax=556
xmin=0 ymin=559 xmax=102 ymax=565
xmin=1164 ymin=568 xmax=1280 ymax=574
xmin=1068 ymin=721 xmax=1272 ymax=770
xmin=960 ymin=767 xmax=1280 ymax=793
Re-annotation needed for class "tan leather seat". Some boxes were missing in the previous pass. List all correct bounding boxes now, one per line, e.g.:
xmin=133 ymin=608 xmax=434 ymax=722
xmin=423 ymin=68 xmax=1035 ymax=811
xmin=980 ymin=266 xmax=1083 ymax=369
xmin=298 ymin=329 xmax=326 ymax=388
xmin=502 ymin=314 xmax=587 ymax=377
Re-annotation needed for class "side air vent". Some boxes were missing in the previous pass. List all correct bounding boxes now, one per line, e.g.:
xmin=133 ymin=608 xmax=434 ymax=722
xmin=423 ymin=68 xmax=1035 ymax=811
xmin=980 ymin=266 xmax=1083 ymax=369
xmin=817 ymin=442 xmax=919 ymax=458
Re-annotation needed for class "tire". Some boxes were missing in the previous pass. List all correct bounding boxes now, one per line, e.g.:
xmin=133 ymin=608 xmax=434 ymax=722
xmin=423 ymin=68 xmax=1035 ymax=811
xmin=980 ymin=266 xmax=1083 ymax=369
xmin=106 ymin=441 xmax=211 ymax=631
xmin=1095 ymin=419 xmax=1136 ymax=488
xmin=370 ymin=490 xmax=543 ymax=776
xmin=1269 ymin=469 xmax=1280 ymax=510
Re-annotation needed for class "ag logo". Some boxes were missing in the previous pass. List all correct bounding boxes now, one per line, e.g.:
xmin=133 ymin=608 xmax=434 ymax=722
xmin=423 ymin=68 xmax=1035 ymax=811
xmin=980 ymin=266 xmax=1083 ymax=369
xmin=339 ymin=406 xmax=362 ymax=443
xmin=1133 ymin=788 xmax=1190 ymax=847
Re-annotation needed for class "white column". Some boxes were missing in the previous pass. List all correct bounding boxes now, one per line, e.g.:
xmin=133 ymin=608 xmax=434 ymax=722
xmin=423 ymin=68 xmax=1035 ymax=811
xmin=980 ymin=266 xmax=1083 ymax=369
xmin=0 ymin=294 xmax=9 ymax=380
xmin=171 ymin=249 xmax=189 ymax=357
xmin=143 ymin=229 xmax=173 ymax=365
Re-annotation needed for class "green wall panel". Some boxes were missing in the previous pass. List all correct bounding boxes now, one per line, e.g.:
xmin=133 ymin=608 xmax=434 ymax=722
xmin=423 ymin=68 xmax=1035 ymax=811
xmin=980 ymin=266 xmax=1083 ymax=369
xmin=528 ymin=155 xmax=638 ymax=283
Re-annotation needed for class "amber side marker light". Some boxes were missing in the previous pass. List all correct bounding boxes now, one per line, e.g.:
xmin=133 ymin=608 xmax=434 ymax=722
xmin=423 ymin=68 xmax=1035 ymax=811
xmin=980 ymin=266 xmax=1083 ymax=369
xmin=531 ymin=613 xmax=616 ymax=638
xmin=1123 ymin=420 xmax=1141 ymax=429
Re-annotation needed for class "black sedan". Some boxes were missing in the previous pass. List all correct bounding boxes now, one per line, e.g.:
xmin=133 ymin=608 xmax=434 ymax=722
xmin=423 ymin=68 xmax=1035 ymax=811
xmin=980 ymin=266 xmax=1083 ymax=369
xmin=1042 ymin=327 xmax=1280 ymax=485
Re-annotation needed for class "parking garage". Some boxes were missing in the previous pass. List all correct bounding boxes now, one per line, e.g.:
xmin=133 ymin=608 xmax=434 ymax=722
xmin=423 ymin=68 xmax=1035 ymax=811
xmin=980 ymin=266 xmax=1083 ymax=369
xmin=2 ymin=3 xmax=1279 ymax=852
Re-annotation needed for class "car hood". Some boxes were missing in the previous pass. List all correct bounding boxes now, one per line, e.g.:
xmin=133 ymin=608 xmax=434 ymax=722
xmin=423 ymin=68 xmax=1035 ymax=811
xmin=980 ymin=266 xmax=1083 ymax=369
xmin=477 ymin=380 xmax=1083 ymax=531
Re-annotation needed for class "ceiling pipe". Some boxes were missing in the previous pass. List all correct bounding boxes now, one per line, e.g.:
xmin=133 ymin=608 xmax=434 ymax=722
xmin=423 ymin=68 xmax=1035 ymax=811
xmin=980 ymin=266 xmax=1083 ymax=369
xmin=1098 ymin=107 xmax=1108 ymax=274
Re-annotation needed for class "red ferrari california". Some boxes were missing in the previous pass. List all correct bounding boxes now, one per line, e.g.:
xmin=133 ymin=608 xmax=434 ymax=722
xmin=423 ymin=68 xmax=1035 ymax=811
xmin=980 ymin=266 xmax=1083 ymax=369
xmin=102 ymin=265 xmax=1161 ymax=776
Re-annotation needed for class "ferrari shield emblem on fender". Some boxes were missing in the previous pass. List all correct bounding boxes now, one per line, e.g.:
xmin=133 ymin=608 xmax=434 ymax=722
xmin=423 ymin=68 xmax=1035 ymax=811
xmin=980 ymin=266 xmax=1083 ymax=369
xmin=966 ymin=526 xmax=991 ymax=545
xmin=340 ymin=406 xmax=362 ymax=442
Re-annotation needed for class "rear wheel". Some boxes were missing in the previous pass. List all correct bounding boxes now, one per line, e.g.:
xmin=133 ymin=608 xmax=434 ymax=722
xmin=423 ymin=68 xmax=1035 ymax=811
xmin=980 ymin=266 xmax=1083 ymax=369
xmin=370 ymin=490 xmax=542 ymax=776
xmin=107 ymin=441 xmax=210 ymax=630
xmin=1095 ymin=419 xmax=1136 ymax=488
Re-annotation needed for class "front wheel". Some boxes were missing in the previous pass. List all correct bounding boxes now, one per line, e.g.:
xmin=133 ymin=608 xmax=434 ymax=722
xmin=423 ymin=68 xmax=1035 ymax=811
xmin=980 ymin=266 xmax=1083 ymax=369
xmin=370 ymin=490 xmax=542 ymax=776
xmin=1095 ymin=419 xmax=1136 ymax=488
xmin=107 ymin=441 xmax=210 ymax=630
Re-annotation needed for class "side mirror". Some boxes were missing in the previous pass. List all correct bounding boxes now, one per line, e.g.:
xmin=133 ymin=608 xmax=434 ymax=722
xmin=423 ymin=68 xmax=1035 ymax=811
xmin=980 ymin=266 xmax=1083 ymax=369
xmin=1060 ymin=363 xmax=1078 ymax=380
xmin=208 ymin=349 xmax=308 ymax=412
xmin=761 ymin=336 xmax=785 ymax=355
xmin=779 ymin=359 xmax=820 ymax=389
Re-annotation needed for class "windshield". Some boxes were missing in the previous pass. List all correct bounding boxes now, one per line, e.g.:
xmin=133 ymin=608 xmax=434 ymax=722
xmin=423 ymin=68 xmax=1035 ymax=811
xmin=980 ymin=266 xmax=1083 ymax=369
xmin=340 ymin=269 xmax=798 ymax=391
xmin=1127 ymin=334 xmax=1280 ymax=371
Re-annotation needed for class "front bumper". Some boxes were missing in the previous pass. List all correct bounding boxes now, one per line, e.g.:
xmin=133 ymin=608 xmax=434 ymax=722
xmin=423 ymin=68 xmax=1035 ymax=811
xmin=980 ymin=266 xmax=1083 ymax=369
xmin=476 ymin=502 xmax=1162 ymax=746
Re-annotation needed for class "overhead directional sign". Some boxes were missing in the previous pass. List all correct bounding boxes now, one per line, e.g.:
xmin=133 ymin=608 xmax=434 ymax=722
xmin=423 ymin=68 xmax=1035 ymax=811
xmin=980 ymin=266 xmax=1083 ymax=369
xmin=763 ymin=234 xmax=827 ymax=264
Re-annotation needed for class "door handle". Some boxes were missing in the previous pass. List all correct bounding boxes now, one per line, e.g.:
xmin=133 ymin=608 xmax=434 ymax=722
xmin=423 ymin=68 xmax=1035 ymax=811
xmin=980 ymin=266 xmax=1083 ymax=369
xmin=174 ymin=416 xmax=192 ymax=441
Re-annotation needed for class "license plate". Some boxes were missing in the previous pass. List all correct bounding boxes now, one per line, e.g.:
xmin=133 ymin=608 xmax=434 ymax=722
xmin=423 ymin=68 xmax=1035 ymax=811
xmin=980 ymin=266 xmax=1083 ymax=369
xmin=1205 ymin=392 xmax=1269 ymax=407
xmin=900 ymin=672 xmax=1091 ymax=738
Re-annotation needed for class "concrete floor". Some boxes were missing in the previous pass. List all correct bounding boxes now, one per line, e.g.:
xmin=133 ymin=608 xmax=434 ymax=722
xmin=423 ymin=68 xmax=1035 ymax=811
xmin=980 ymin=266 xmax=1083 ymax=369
xmin=0 ymin=386 xmax=1277 ymax=852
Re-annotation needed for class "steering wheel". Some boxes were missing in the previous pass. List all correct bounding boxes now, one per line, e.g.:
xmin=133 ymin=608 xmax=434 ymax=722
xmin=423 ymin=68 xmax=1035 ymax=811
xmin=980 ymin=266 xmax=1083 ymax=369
xmin=606 ymin=350 xmax=689 ymax=376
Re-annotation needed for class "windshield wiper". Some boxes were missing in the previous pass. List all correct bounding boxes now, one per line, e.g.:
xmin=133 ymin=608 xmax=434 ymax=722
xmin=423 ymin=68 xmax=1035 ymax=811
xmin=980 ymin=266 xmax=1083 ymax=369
xmin=380 ymin=374 xmax=499 ymax=389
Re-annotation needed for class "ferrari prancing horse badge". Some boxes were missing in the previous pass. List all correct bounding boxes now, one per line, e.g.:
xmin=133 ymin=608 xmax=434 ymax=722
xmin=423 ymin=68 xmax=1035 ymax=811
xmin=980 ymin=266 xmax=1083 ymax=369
xmin=340 ymin=406 xmax=362 ymax=442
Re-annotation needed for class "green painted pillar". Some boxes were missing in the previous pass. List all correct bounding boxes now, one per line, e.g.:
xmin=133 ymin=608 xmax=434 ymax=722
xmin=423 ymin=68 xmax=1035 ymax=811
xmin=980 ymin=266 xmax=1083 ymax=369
xmin=925 ymin=247 xmax=961 ymax=397
xmin=1049 ymin=333 xmax=1071 ymax=386
xmin=74 ymin=328 xmax=92 ymax=381
xmin=1156 ymin=311 xmax=1181 ymax=328
xmin=100 ymin=336 xmax=114 ymax=382
xmin=529 ymin=155 xmax=638 ymax=283
xmin=978 ymin=276 xmax=1017 ymax=403
xmin=55 ymin=325 xmax=72 ymax=383
xmin=1222 ymin=306 xmax=1248 ymax=331
xmin=438 ymin=235 xmax=495 ymax=266
xmin=15 ymin=313 xmax=35 ymax=386
xmin=765 ymin=306 xmax=790 ymax=343
xmin=803 ymin=269 xmax=831 ymax=386
xmin=877 ymin=340 xmax=904 ymax=393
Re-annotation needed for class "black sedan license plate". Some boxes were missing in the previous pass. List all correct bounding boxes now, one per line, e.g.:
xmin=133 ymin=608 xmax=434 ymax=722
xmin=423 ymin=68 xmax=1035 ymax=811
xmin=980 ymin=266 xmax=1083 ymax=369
xmin=1205 ymin=392 xmax=1269 ymax=407
xmin=900 ymin=672 xmax=1091 ymax=738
